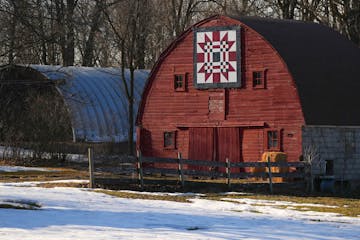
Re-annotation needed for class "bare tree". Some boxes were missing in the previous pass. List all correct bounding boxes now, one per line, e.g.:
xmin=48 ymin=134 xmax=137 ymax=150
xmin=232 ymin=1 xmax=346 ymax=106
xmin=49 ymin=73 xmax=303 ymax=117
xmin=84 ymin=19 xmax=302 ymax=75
xmin=273 ymin=0 xmax=298 ymax=19
xmin=211 ymin=0 xmax=261 ymax=16
xmin=7 ymin=0 xmax=17 ymax=64
xmin=329 ymin=0 xmax=360 ymax=46
xmin=81 ymin=0 xmax=104 ymax=66
xmin=0 ymin=66 xmax=72 ymax=161
xmin=168 ymin=0 xmax=204 ymax=36
xmin=104 ymin=0 xmax=150 ymax=154
xmin=303 ymin=144 xmax=324 ymax=192
xmin=54 ymin=0 xmax=77 ymax=66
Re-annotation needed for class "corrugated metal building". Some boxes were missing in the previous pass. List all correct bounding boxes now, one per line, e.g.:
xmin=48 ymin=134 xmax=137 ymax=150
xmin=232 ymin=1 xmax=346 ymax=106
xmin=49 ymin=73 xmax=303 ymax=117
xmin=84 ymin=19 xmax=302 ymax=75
xmin=0 ymin=64 xmax=149 ymax=143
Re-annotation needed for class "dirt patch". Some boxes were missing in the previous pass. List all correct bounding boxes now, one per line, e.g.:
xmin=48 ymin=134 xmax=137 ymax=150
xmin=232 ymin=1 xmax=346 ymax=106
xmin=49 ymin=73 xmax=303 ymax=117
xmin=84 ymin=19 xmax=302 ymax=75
xmin=0 ymin=167 xmax=88 ymax=183
xmin=37 ymin=181 xmax=89 ymax=188
xmin=96 ymin=190 xmax=191 ymax=203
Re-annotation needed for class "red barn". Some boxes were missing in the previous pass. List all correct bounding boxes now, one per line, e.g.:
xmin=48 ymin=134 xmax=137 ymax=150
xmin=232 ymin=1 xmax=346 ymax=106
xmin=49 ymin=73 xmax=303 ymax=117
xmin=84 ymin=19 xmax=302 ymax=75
xmin=136 ymin=15 xmax=360 ymax=182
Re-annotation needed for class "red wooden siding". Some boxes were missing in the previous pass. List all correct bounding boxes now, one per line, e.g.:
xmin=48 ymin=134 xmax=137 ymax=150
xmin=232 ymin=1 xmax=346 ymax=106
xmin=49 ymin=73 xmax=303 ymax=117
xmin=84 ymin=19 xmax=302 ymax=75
xmin=138 ymin=16 xmax=305 ymax=164
xmin=188 ymin=128 xmax=214 ymax=170
xmin=241 ymin=128 xmax=263 ymax=162
xmin=217 ymin=127 xmax=241 ymax=172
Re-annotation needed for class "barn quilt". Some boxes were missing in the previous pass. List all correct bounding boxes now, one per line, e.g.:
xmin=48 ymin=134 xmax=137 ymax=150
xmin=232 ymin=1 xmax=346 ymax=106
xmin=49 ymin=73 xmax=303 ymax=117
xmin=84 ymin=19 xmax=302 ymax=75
xmin=194 ymin=26 xmax=241 ymax=89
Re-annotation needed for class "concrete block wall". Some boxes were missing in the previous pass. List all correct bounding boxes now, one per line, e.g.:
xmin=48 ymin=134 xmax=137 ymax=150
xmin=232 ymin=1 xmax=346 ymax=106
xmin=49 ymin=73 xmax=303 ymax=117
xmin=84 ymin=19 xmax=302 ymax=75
xmin=302 ymin=126 xmax=360 ymax=181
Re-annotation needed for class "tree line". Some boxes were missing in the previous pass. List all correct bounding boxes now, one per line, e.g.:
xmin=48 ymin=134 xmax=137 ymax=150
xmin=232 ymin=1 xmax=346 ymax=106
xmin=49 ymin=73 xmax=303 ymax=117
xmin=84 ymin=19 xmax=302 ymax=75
xmin=0 ymin=0 xmax=358 ymax=70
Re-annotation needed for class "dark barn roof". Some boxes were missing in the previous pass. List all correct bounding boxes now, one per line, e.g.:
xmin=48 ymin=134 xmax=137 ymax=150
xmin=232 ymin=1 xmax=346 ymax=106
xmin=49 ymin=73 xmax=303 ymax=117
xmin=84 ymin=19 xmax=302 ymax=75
xmin=233 ymin=16 xmax=360 ymax=125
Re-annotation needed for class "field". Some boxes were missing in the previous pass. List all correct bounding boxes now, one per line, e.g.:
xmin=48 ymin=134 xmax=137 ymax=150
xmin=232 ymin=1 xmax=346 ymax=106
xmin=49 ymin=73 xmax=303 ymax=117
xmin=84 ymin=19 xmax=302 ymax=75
xmin=1 ymin=165 xmax=360 ymax=239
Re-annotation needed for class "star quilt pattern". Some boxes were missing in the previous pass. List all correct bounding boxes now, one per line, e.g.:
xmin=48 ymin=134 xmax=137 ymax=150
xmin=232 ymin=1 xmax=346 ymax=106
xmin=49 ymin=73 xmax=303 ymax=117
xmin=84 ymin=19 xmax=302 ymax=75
xmin=194 ymin=27 xmax=241 ymax=88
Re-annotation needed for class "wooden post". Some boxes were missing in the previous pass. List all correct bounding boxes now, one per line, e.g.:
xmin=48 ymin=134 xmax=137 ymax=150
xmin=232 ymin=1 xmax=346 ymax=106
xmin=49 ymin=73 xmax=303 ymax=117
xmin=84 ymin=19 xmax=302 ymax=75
xmin=226 ymin=157 xmax=231 ymax=190
xmin=137 ymin=150 xmax=144 ymax=190
xmin=88 ymin=147 xmax=95 ymax=189
xmin=177 ymin=152 xmax=185 ymax=188
xmin=267 ymin=155 xmax=273 ymax=194
xmin=307 ymin=162 xmax=314 ymax=193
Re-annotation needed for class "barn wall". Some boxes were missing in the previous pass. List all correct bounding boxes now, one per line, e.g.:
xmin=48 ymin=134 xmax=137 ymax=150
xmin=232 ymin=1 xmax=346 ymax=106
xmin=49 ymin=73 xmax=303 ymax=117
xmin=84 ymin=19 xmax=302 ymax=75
xmin=241 ymin=128 xmax=263 ymax=162
xmin=139 ymin=16 xmax=305 ymax=162
xmin=302 ymin=126 xmax=360 ymax=181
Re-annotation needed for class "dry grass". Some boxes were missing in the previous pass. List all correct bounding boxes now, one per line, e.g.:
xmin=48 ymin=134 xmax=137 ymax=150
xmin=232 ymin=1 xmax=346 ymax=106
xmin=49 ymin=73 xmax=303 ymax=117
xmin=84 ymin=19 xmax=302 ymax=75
xmin=0 ymin=168 xmax=88 ymax=182
xmin=95 ymin=190 xmax=359 ymax=217
xmin=95 ymin=190 xmax=191 ymax=203
xmin=208 ymin=193 xmax=360 ymax=217
xmin=37 ymin=182 xmax=89 ymax=188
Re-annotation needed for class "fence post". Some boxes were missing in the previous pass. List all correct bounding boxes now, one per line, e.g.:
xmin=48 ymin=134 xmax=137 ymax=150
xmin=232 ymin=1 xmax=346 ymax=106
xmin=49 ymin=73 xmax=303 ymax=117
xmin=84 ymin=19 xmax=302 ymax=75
xmin=267 ymin=155 xmax=273 ymax=194
xmin=306 ymin=162 xmax=314 ymax=193
xmin=136 ymin=150 xmax=144 ymax=190
xmin=177 ymin=152 xmax=185 ymax=188
xmin=226 ymin=158 xmax=231 ymax=190
xmin=88 ymin=147 xmax=95 ymax=188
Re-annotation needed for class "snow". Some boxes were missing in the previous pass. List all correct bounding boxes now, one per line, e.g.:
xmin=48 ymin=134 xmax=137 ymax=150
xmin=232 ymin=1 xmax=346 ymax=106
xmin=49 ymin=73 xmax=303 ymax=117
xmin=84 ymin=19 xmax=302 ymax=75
xmin=0 ymin=182 xmax=359 ymax=240
xmin=0 ymin=145 xmax=88 ymax=163
xmin=0 ymin=166 xmax=58 ymax=173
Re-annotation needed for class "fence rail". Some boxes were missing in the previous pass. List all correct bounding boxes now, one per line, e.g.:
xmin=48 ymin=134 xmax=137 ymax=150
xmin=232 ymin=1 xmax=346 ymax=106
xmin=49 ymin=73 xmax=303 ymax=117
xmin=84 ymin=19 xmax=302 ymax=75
xmin=88 ymin=149 xmax=309 ymax=193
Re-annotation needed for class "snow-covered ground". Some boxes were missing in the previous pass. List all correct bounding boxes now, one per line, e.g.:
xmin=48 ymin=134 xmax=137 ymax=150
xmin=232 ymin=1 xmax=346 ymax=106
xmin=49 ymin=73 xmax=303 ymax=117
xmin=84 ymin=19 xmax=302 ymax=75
xmin=0 ymin=146 xmax=87 ymax=163
xmin=0 ymin=181 xmax=359 ymax=239
xmin=0 ymin=166 xmax=58 ymax=172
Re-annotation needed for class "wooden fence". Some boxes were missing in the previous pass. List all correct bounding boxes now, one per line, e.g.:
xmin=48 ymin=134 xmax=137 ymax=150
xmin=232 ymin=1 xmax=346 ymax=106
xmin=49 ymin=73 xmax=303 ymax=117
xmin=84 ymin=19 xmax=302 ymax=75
xmin=88 ymin=148 xmax=309 ymax=193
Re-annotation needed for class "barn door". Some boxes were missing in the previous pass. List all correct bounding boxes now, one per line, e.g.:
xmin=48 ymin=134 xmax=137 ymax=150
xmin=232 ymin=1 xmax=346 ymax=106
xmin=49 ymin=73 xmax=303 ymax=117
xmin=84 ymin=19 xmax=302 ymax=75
xmin=188 ymin=128 xmax=214 ymax=171
xmin=217 ymin=127 xmax=241 ymax=173
xmin=188 ymin=127 xmax=241 ymax=172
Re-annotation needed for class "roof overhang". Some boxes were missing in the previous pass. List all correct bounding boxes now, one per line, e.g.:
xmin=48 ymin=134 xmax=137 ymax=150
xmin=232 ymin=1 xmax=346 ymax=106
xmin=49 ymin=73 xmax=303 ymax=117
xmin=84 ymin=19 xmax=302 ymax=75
xmin=176 ymin=121 xmax=265 ymax=129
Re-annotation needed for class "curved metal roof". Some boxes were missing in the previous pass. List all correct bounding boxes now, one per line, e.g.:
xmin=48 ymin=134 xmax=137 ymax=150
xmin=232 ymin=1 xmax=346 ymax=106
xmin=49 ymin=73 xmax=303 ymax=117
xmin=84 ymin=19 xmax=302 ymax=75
xmin=30 ymin=65 xmax=149 ymax=142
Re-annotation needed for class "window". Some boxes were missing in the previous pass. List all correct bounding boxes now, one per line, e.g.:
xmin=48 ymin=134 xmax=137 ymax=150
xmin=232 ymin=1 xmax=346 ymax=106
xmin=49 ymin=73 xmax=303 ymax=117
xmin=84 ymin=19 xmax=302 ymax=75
xmin=164 ymin=131 xmax=176 ymax=149
xmin=252 ymin=70 xmax=266 ymax=89
xmin=174 ymin=74 xmax=186 ymax=91
xmin=266 ymin=129 xmax=281 ymax=151
xmin=345 ymin=130 xmax=355 ymax=154
xmin=325 ymin=160 xmax=334 ymax=176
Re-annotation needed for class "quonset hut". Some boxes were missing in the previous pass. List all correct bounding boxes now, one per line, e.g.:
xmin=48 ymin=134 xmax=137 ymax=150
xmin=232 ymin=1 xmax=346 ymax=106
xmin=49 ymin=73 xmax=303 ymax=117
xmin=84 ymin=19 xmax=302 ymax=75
xmin=136 ymin=15 xmax=360 ymax=185
xmin=0 ymin=65 xmax=148 ymax=144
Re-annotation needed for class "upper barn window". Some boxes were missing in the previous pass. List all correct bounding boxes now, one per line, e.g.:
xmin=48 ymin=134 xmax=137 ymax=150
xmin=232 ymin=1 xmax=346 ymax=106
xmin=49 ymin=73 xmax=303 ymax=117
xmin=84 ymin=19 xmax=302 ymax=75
xmin=193 ymin=26 xmax=241 ymax=89
xmin=252 ymin=70 xmax=266 ymax=89
xmin=174 ymin=74 xmax=186 ymax=91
